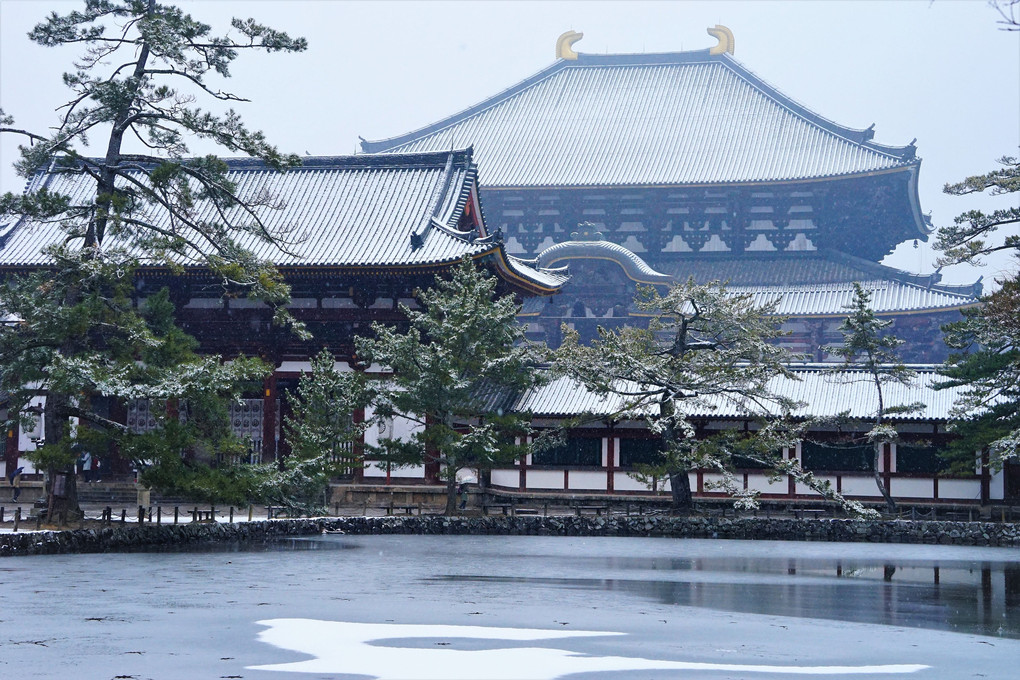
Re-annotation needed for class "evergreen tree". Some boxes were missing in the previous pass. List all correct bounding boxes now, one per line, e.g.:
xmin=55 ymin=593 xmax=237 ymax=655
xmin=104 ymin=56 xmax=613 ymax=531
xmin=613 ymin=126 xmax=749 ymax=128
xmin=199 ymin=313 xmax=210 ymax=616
xmin=0 ymin=1 xmax=306 ymax=519
xmin=278 ymin=349 xmax=370 ymax=514
xmin=556 ymin=280 xmax=874 ymax=516
xmin=355 ymin=259 xmax=542 ymax=515
xmin=936 ymin=156 xmax=1020 ymax=471
xmin=823 ymin=283 xmax=923 ymax=514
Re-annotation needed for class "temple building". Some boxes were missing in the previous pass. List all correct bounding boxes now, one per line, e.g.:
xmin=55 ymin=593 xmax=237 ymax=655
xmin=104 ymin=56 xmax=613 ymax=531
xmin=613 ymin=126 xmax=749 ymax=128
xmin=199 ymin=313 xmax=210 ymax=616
xmin=361 ymin=28 xmax=980 ymax=361
xmin=484 ymin=367 xmax=1009 ymax=507
xmin=0 ymin=149 xmax=565 ymax=474
xmin=1 ymin=32 xmax=1008 ymax=507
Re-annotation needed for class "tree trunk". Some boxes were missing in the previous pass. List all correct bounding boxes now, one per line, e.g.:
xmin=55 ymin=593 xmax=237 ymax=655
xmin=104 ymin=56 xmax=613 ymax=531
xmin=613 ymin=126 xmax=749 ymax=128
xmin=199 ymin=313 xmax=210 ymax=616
xmin=873 ymin=446 xmax=897 ymax=515
xmin=42 ymin=392 xmax=81 ymax=522
xmin=444 ymin=477 xmax=458 ymax=516
xmin=668 ymin=467 xmax=693 ymax=512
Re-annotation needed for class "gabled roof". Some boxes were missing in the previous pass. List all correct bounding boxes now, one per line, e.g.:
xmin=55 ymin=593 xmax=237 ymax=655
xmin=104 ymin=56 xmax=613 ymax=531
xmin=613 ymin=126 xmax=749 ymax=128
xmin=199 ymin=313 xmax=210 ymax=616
xmin=361 ymin=50 xmax=918 ymax=188
xmin=0 ymin=150 xmax=565 ymax=294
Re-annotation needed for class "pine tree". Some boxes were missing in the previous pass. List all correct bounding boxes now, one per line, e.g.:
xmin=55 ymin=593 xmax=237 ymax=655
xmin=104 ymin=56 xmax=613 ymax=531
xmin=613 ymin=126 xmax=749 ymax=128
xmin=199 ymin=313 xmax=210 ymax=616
xmin=0 ymin=1 xmax=306 ymax=519
xmin=278 ymin=349 xmax=369 ymax=513
xmin=556 ymin=279 xmax=873 ymax=515
xmin=935 ymin=156 xmax=1020 ymax=471
xmin=823 ymin=283 xmax=924 ymax=514
xmin=355 ymin=259 xmax=542 ymax=515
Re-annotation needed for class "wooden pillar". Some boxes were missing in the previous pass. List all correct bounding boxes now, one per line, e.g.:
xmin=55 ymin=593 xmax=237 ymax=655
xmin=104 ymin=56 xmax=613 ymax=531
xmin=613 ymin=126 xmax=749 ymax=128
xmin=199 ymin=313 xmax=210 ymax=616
xmin=5 ymin=420 xmax=19 ymax=474
xmin=980 ymin=448 xmax=990 ymax=504
xmin=787 ymin=446 xmax=797 ymax=497
xmin=883 ymin=442 xmax=893 ymax=498
xmin=423 ymin=415 xmax=440 ymax=483
xmin=352 ymin=407 xmax=365 ymax=482
xmin=261 ymin=374 xmax=277 ymax=463
xmin=606 ymin=437 xmax=615 ymax=493
xmin=519 ymin=437 xmax=528 ymax=491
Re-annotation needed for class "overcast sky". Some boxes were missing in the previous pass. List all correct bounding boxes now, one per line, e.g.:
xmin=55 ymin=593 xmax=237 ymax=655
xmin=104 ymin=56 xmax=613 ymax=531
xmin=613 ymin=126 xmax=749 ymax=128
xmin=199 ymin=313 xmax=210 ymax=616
xmin=1 ymin=0 xmax=1017 ymax=288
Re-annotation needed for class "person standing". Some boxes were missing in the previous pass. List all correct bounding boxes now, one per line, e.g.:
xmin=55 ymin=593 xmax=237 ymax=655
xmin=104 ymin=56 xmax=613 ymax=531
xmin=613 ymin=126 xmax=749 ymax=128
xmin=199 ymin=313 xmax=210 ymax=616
xmin=8 ymin=466 xmax=24 ymax=501
xmin=81 ymin=451 xmax=93 ymax=483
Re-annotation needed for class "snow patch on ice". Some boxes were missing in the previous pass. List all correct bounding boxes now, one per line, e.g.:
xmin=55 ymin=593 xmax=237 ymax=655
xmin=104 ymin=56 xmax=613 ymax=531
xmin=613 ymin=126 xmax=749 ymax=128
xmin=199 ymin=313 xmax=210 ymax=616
xmin=249 ymin=619 xmax=929 ymax=678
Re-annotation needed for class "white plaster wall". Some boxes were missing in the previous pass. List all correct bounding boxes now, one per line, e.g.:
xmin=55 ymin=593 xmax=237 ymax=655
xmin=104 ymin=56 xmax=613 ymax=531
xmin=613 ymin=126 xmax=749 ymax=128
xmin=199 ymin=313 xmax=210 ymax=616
xmin=491 ymin=469 xmax=518 ymax=487
xmin=276 ymin=360 xmax=355 ymax=373
xmin=839 ymin=477 xmax=883 ymax=497
xmin=796 ymin=476 xmax=837 ymax=496
xmin=746 ymin=474 xmax=787 ymax=494
xmin=602 ymin=438 xmax=613 ymax=467
xmin=938 ymin=479 xmax=982 ymax=501
xmin=526 ymin=470 xmax=564 ymax=490
xmin=321 ymin=297 xmax=358 ymax=309
xmin=613 ymin=473 xmax=652 ymax=492
xmin=702 ymin=473 xmax=728 ymax=491
xmin=16 ymin=396 xmax=44 ymax=473
xmin=568 ymin=470 xmax=607 ymax=491
xmin=277 ymin=361 xmax=314 ymax=373
xmin=362 ymin=463 xmax=425 ymax=479
xmin=363 ymin=405 xmax=423 ymax=448
xmin=990 ymin=470 xmax=1004 ymax=501
xmin=891 ymin=478 xmax=934 ymax=499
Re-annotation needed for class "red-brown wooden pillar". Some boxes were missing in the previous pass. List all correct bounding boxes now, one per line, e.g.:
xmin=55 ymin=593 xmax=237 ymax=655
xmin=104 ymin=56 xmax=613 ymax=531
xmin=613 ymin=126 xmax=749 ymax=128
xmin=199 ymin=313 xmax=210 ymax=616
xmin=5 ymin=420 xmax=19 ymax=474
xmin=262 ymin=374 xmax=277 ymax=463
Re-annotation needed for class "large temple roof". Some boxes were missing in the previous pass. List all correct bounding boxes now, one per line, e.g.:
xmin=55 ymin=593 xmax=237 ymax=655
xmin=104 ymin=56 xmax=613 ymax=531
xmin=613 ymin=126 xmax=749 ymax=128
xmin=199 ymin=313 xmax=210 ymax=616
xmin=361 ymin=50 xmax=918 ymax=189
xmin=0 ymin=150 xmax=565 ymax=294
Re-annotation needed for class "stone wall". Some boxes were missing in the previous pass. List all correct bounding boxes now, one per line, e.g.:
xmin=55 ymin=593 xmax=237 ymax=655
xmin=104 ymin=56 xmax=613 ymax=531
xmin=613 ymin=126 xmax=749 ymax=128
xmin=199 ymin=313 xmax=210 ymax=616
xmin=2 ymin=515 xmax=1018 ymax=557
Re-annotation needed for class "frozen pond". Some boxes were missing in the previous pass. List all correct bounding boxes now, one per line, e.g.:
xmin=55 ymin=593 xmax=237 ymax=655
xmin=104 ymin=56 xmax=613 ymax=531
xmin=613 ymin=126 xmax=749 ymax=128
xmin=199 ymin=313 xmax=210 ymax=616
xmin=1 ymin=535 xmax=1018 ymax=679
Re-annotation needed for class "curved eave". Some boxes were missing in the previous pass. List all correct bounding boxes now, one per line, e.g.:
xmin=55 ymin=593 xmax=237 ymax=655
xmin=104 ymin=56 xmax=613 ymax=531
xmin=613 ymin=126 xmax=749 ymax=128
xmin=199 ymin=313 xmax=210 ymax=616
xmin=480 ymin=162 xmax=921 ymax=192
xmin=627 ymin=302 xmax=979 ymax=320
xmin=482 ymin=247 xmax=567 ymax=296
xmin=905 ymin=163 xmax=930 ymax=239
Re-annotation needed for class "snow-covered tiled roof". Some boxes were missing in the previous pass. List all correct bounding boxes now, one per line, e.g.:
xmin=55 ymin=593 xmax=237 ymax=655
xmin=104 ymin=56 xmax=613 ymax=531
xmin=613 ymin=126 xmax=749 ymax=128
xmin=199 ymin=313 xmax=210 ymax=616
xmin=0 ymin=150 xmax=565 ymax=293
xmin=0 ymin=151 xmax=479 ymax=267
xmin=513 ymin=366 xmax=963 ymax=423
xmin=739 ymin=280 xmax=978 ymax=317
xmin=362 ymin=51 xmax=917 ymax=188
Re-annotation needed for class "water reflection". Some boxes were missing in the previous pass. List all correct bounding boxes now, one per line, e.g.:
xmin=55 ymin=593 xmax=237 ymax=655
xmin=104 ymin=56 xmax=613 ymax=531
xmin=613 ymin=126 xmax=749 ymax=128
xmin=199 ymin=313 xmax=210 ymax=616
xmin=431 ymin=557 xmax=1020 ymax=639
xmin=119 ymin=536 xmax=355 ymax=554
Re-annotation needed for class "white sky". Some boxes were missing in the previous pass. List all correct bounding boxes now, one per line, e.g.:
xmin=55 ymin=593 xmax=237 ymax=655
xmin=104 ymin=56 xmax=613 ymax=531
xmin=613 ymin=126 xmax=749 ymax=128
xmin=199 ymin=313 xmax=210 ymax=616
xmin=1 ymin=0 xmax=1018 ymax=289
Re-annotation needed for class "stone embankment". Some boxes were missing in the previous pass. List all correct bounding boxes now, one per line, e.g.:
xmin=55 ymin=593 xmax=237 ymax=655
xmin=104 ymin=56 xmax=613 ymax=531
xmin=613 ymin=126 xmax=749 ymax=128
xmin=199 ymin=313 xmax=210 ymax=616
xmin=2 ymin=515 xmax=1018 ymax=556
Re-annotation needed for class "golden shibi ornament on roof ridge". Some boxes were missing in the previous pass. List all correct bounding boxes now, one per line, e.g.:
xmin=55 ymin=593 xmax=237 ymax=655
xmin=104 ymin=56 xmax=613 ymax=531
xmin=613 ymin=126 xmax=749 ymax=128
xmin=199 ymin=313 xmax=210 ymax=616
xmin=556 ymin=26 xmax=734 ymax=59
